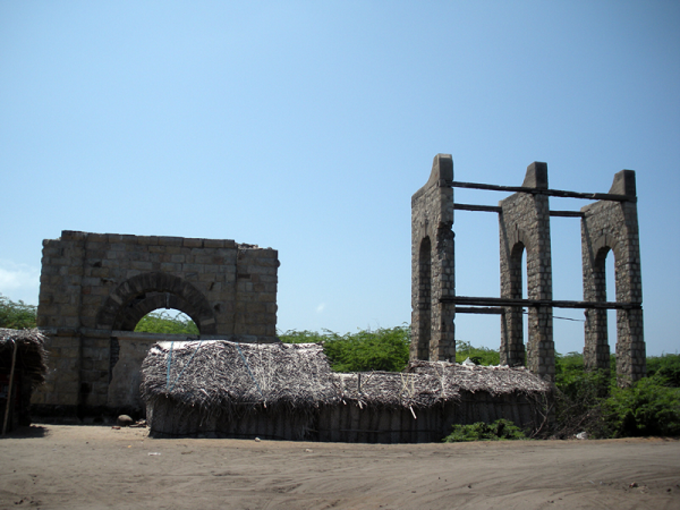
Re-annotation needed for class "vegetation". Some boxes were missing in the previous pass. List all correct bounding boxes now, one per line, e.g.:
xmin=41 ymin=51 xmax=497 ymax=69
xmin=454 ymin=340 xmax=500 ymax=366
xmin=646 ymin=353 xmax=680 ymax=387
xmin=2 ymin=291 xmax=678 ymax=439
xmin=279 ymin=326 xmax=410 ymax=372
xmin=0 ymin=294 xmax=37 ymax=329
xmin=443 ymin=419 xmax=527 ymax=442
xmin=134 ymin=310 xmax=199 ymax=335
xmin=553 ymin=351 xmax=680 ymax=439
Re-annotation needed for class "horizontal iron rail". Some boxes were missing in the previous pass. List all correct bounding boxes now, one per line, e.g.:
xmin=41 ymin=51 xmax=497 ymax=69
xmin=451 ymin=180 xmax=634 ymax=202
xmin=455 ymin=306 xmax=504 ymax=315
xmin=442 ymin=295 xmax=641 ymax=310
xmin=453 ymin=203 xmax=501 ymax=213
xmin=549 ymin=210 xmax=584 ymax=218
xmin=454 ymin=203 xmax=585 ymax=217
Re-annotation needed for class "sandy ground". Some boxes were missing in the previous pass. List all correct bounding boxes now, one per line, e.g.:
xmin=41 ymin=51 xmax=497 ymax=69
xmin=0 ymin=425 xmax=679 ymax=510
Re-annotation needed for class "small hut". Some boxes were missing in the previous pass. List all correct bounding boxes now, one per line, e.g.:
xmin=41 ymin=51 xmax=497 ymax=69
xmin=0 ymin=329 xmax=48 ymax=432
xmin=141 ymin=340 xmax=338 ymax=440
xmin=141 ymin=340 xmax=551 ymax=442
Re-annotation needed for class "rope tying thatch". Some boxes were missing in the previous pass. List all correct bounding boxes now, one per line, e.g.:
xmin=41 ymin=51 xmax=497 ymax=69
xmin=141 ymin=340 xmax=339 ymax=417
xmin=141 ymin=340 xmax=551 ymax=419
xmin=166 ymin=338 xmax=205 ymax=392
xmin=235 ymin=343 xmax=264 ymax=399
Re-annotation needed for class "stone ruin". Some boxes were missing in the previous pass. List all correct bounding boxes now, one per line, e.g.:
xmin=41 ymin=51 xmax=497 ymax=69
xmin=33 ymin=230 xmax=278 ymax=416
xmin=31 ymin=155 xmax=645 ymax=418
xmin=411 ymin=154 xmax=645 ymax=384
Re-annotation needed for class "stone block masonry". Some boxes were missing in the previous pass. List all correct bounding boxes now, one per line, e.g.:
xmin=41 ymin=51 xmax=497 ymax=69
xmin=581 ymin=171 xmax=645 ymax=384
xmin=34 ymin=230 xmax=279 ymax=414
xmin=411 ymin=154 xmax=456 ymax=362
xmin=499 ymin=163 xmax=555 ymax=381
xmin=412 ymin=155 xmax=644 ymax=386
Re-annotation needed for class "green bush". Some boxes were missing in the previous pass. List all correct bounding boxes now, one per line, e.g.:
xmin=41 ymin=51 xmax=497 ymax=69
xmin=600 ymin=376 xmax=680 ymax=437
xmin=134 ymin=310 xmax=199 ymax=335
xmin=0 ymin=294 xmax=37 ymax=329
xmin=279 ymin=326 xmax=410 ymax=372
xmin=443 ymin=419 xmax=527 ymax=442
xmin=646 ymin=354 xmax=680 ymax=387
xmin=278 ymin=329 xmax=330 ymax=344
xmin=455 ymin=340 xmax=500 ymax=366
xmin=552 ymin=351 xmax=680 ymax=439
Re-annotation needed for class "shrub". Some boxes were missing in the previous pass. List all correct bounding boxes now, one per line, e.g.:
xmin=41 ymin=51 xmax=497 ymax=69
xmin=646 ymin=354 xmax=680 ymax=387
xmin=278 ymin=329 xmax=330 ymax=344
xmin=134 ymin=310 xmax=199 ymax=335
xmin=443 ymin=419 xmax=527 ymax=442
xmin=279 ymin=326 xmax=410 ymax=372
xmin=600 ymin=375 xmax=680 ymax=437
xmin=0 ymin=294 xmax=37 ymax=329
xmin=455 ymin=340 xmax=500 ymax=366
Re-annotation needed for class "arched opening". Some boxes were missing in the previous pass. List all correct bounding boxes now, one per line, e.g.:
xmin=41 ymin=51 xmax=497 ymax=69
xmin=503 ymin=241 xmax=527 ymax=366
xmin=110 ymin=290 xmax=204 ymax=333
xmin=520 ymin=245 xmax=529 ymax=351
xmin=585 ymin=245 xmax=613 ymax=372
xmin=134 ymin=308 xmax=199 ymax=336
xmin=97 ymin=272 xmax=217 ymax=335
xmin=417 ymin=237 xmax=432 ymax=360
xmin=605 ymin=250 xmax=617 ymax=370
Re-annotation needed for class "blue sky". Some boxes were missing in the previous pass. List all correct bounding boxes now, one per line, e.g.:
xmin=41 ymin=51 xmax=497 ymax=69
xmin=1 ymin=1 xmax=678 ymax=356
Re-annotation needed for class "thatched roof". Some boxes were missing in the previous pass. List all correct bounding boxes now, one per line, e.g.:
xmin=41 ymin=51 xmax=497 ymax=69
xmin=141 ymin=340 xmax=339 ymax=413
xmin=141 ymin=340 xmax=551 ymax=416
xmin=0 ymin=328 xmax=48 ymax=388
xmin=334 ymin=371 xmax=461 ymax=409
xmin=407 ymin=360 xmax=552 ymax=396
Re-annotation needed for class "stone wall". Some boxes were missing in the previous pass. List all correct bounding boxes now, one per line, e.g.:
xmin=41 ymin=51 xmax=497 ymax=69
xmin=581 ymin=171 xmax=645 ymax=384
xmin=411 ymin=155 xmax=644 ymax=387
xmin=34 ymin=230 xmax=279 ymax=413
xmin=410 ymin=154 xmax=455 ymax=361
xmin=499 ymin=163 xmax=555 ymax=382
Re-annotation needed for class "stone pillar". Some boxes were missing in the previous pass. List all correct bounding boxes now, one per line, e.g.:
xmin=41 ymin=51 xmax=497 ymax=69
xmin=581 ymin=170 xmax=645 ymax=385
xmin=499 ymin=162 xmax=554 ymax=381
xmin=35 ymin=232 xmax=86 ymax=410
xmin=411 ymin=154 xmax=456 ymax=361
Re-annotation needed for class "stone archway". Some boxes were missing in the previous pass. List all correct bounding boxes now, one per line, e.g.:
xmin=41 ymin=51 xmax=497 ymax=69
xmin=34 ymin=230 xmax=279 ymax=414
xmin=582 ymin=171 xmax=645 ymax=383
xmin=410 ymin=155 xmax=456 ymax=362
xmin=96 ymin=272 xmax=217 ymax=334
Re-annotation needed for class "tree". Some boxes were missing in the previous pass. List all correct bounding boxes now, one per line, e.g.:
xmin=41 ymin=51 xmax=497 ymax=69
xmin=134 ymin=310 xmax=199 ymax=335
xmin=0 ymin=294 xmax=37 ymax=329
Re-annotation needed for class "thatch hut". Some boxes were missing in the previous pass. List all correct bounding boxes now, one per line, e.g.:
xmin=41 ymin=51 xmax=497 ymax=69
xmin=0 ymin=329 xmax=48 ymax=432
xmin=141 ymin=340 xmax=338 ymax=440
xmin=141 ymin=340 xmax=551 ymax=442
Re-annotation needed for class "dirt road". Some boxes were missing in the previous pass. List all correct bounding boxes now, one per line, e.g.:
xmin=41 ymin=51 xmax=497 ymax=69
xmin=1 ymin=425 xmax=678 ymax=509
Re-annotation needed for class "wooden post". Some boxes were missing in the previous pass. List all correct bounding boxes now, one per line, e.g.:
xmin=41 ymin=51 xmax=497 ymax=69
xmin=2 ymin=340 xmax=18 ymax=436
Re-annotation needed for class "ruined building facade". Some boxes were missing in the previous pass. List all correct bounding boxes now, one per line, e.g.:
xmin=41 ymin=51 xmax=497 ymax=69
xmin=411 ymin=155 xmax=645 ymax=384
xmin=34 ymin=230 xmax=278 ymax=414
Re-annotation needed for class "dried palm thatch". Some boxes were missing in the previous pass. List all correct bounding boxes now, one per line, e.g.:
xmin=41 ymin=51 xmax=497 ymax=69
xmin=0 ymin=328 xmax=48 ymax=388
xmin=333 ymin=371 xmax=461 ymax=409
xmin=407 ymin=360 xmax=552 ymax=396
xmin=142 ymin=340 xmax=550 ymax=414
xmin=141 ymin=340 xmax=339 ymax=417
xmin=142 ymin=340 xmax=553 ymax=440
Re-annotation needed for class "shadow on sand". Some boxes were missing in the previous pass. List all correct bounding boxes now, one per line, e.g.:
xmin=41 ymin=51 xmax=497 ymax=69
xmin=1 ymin=425 xmax=48 ymax=439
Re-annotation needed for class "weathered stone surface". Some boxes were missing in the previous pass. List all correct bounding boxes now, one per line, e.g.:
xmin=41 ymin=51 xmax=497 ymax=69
xmin=34 ymin=231 xmax=279 ymax=413
xmin=499 ymin=162 xmax=555 ymax=381
xmin=581 ymin=170 xmax=645 ymax=384
xmin=411 ymin=154 xmax=455 ymax=362
xmin=411 ymin=155 xmax=644 ymax=387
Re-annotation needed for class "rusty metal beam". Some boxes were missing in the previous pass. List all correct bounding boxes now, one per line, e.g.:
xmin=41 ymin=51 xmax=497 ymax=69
xmin=451 ymin=180 xmax=634 ymax=202
xmin=442 ymin=295 xmax=641 ymax=310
